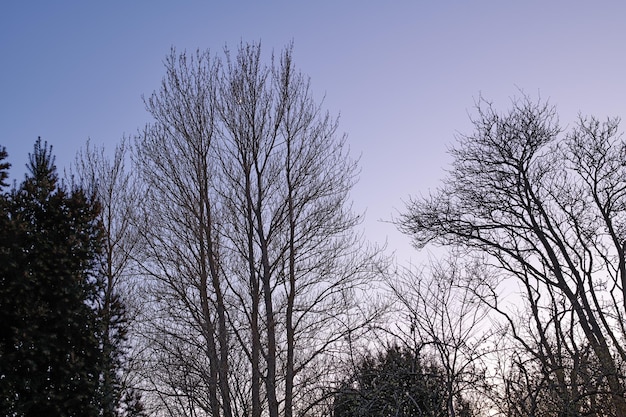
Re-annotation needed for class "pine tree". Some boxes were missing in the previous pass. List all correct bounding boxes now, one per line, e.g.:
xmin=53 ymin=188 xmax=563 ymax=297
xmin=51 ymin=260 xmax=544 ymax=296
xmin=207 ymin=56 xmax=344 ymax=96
xmin=0 ymin=138 xmax=104 ymax=417
xmin=333 ymin=345 xmax=474 ymax=417
xmin=99 ymin=289 xmax=130 ymax=417
xmin=0 ymin=146 xmax=9 ymax=188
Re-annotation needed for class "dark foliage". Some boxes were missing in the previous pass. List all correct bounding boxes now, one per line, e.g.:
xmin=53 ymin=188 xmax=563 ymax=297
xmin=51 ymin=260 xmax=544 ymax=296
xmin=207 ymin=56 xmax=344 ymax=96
xmin=333 ymin=345 xmax=473 ymax=417
xmin=99 ymin=290 xmax=131 ymax=417
xmin=0 ymin=146 xmax=9 ymax=188
xmin=0 ymin=138 xmax=104 ymax=417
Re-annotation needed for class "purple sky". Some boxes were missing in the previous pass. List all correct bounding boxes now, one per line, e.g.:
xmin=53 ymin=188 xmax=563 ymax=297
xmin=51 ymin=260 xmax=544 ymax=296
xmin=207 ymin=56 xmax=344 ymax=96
xmin=2 ymin=1 xmax=626 ymax=264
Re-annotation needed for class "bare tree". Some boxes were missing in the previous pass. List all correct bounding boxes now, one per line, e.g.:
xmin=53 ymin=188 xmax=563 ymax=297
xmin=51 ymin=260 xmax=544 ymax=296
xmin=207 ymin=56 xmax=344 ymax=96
xmin=478 ymin=263 xmax=615 ymax=417
xmin=73 ymin=138 xmax=146 ymax=416
xmin=134 ymin=42 xmax=384 ymax=417
xmin=131 ymin=47 xmax=230 ymax=417
xmin=387 ymin=255 xmax=492 ymax=417
xmin=399 ymin=94 xmax=626 ymax=416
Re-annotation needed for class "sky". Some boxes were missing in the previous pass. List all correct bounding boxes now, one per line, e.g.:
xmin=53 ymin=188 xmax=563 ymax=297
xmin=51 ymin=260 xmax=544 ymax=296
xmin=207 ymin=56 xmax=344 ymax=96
xmin=2 ymin=1 xmax=626 ymax=265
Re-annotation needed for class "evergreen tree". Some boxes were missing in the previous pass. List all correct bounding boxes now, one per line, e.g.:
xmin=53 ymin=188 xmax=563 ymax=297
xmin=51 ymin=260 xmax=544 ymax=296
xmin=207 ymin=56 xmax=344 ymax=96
xmin=333 ymin=345 xmax=474 ymax=417
xmin=0 ymin=138 xmax=104 ymax=417
xmin=98 ymin=286 xmax=131 ymax=417
xmin=0 ymin=146 xmax=9 ymax=187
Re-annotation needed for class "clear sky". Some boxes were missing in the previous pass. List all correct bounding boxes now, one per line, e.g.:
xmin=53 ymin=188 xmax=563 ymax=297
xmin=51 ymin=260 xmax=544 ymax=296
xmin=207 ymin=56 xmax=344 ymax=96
xmin=2 ymin=1 xmax=626 ymax=264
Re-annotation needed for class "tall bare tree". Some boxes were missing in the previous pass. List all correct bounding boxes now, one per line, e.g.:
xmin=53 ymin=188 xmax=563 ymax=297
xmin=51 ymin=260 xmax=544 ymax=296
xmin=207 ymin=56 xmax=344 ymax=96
xmin=73 ymin=138 xmax=146 ymax=416
xmin=134 ymin=42 xmax=383 ymax=417
xmin=132 ymin=47 xmax=229 ymax=417
xmin=399 ymin=94 xmax=626 ymax=416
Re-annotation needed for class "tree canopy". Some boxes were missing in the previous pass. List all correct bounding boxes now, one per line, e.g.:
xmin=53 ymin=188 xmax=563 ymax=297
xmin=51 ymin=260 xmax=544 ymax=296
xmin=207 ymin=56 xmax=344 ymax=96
xmin=0 ymin=138 xmax=104 ymax=416
xmin=333 ymin=345 xmax=474 ymax=417
xmin=399 ymin=95 xmax=626 ymax=416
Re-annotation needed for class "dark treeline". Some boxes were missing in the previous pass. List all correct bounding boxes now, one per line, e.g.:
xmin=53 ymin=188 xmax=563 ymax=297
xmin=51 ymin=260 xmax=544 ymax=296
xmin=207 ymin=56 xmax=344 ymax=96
xmin=2 ymin=41 xmax=626 ymax=417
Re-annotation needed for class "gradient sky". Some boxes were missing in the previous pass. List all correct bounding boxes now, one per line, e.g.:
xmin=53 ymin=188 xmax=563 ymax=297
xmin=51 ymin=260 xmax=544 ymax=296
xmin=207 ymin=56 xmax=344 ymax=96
xmin=2 ymin=1 xmax=626 ymax=264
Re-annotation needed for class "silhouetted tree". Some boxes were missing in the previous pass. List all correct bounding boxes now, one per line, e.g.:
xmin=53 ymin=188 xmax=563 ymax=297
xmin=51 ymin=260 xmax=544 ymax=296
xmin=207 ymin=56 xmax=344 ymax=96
xmin=0 ymin=146 xmax=9 ymax=187
xmin=494 ymin=340 xmax=615 ymax=417
xmin=74 ymin=138 xmax=146 ymax=417
xmin=333 ymin=345 xmax=474 ymax=417
xmin=0 ymin=138 xmax=104 ymax=417
xmin=133 ymin=42 xmax=384 ymax=417
xmin=399 ymin=94 xmax=626 ymax=416
xmin=387 ymin=256 xmax=492 ymax=417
